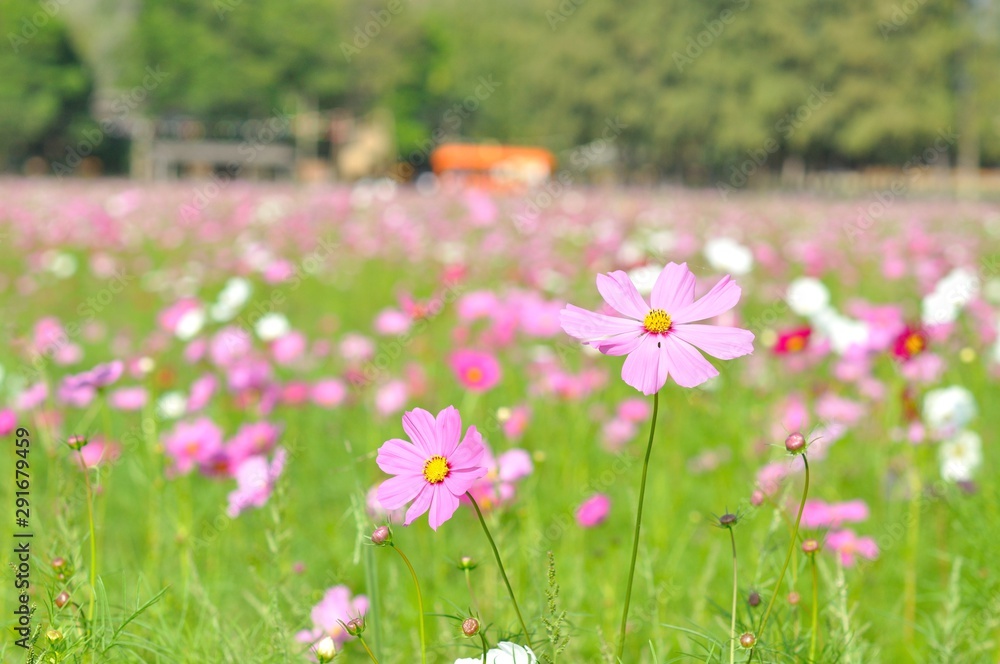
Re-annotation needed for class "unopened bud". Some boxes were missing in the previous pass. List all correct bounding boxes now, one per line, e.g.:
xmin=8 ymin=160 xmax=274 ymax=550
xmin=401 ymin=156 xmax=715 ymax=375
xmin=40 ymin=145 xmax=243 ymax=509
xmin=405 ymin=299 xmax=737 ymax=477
xmin=345 ymin=616 xmax=366 ymax=636
xmin=718 ymin=513 xmax=737 ymax=528
xmin=739 ymin=632 xmax=757 ymax=648
xmin=750 ymin=490 xmax=764 ymax=507
xmin=46 ymin=629 xmax=63 ymax=642
xmin=748 ymin=591 xmax=761 ymax=607
xmin=371 ymin=525 xmax=391 ymax=546
xmin=788 ymin=591 xmax=801 ymax=605
xmin=67 ymin=435 xmax=87 ymax=451
xmin=802 ymin=538 xmax=820 ymax=554
xmin=314 ymin=636 xmax=336 ymax=662
xmin=462 ymin=617 xmax=480 ymax=637
xmin=784 ymin=432 xmax=806 ymax=454
xmin=458 ymin=556 xmax=478 ymax=571
xmin=55 ymin=591 xmax=70 ymax=608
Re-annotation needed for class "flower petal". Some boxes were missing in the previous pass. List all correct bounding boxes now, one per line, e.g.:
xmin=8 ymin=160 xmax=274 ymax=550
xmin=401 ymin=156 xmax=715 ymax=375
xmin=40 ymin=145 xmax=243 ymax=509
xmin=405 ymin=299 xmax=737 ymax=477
xmin=402 ymin=408 xmax=439 ymax=456
xmin=621 ymin=335 xmax=668 ymax=395
xmin=377 ymin=474 xmax=424 ymax=510
xmin=427 ymin=487 xmax=459 ymax=530
xmin=375 ymin=438 xmax=426 ymax=475
xmin=596 ymin=271 xmax=649 ymax=320
xmin=671 ymin=324 xmax=754 ymax=359
xmin=403 ymin=484 xmax=433 ymax=526
xmin=560 ymin=304 xmax=643 ymax=341
xmin=449 ymin=425 xmax=485 ymax=469
xmin=595 ymin=332 xmax=646 ymax=356
xmin=435 ymin=406 xmax=462 ymax=457
xmin=671 ymin=275 xmax=741 ymax=324
xmin=661 ymin=336 xmax=719 ymax=388
xmin=650 ymin=262 xmax=696 ymax=312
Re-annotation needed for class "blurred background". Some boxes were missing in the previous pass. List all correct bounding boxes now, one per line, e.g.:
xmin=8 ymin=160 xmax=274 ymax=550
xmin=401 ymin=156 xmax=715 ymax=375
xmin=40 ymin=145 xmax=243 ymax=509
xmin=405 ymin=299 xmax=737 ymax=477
xmin=2 ymin=0 xmax=1000 ymax=191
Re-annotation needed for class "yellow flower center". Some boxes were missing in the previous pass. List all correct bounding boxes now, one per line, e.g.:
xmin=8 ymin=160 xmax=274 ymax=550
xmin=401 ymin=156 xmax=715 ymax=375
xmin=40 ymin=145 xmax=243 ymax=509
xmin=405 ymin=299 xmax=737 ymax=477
xmin=786 ymin=336 xmax=806 ymax=352
xmin=643 ymin=309 xmax=672 ymax=334
xmin=904 ymin=334 xmax=924 ymax=355
xmin=423 ymin=455 xmax=451 ymax=484
xmin=466 ymin=367 xmax=483 ymax=383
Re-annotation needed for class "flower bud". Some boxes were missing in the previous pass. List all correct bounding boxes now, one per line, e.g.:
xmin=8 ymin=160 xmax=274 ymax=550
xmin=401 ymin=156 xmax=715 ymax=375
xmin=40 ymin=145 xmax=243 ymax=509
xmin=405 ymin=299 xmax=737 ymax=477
xmin=462 ymin=617 xmax=480 ymax=637
xmin=67 ymin=435 xmax=87 ymax=451
xmin=458 ymin=556 xmax=478 ymax=571
xmin=371 ymin=525 xmax=391 ymax=546
xmin=718 ymin=513 xmax=737 ymax=528
xmin=748 ymin=591 xmax=761 ymax=607
xmin=345 ymin=616 xmax=366 ymax=636
xmin=46 ymin=629 xmax=63 ymax=643
xmin=314 ymin=636 xmax=336 ymax=662
xmin=750 ymin=490 xmax=764 ymax=507
xmin=784 ymin=432 xmax=806 ymax=454
xmin=739 ymin=632 xmax=757 ymax=648
xmin=802 ymin=538 xmax=820 ymax=554
xmin=787 ymin=591 xmax=801 ymax=605
xmin=55 ymin=591 xmax=70 ymax=608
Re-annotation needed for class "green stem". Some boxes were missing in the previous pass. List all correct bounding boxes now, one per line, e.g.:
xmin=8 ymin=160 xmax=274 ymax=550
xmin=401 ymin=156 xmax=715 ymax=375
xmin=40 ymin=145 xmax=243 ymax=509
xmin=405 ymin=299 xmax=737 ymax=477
xmin=358 ymin=635 xmax=380 ymax=664
xmin=479 ymin=632 xmax=489 ymax=663
xmin=808 ymin=553 xmax=819 ymax=662
xmin=465 ymin=568 xmax=479 ymax=613
xmin=392 ymin=544 xmax=427 ymax=664
xmin=467 ymin=492 xmax=534 ymax=651
xmin=75 ymin=448 xmax=98 ymax=624
xmin=903 ymin=447 xmax=921 ymax=642
xmin=751 ymin=454 xmax=810 ymax=659
xmin=616 ymin=390 xmax=659 ymax=661
xmin=729 ymin=527 xmax=738 ymax=664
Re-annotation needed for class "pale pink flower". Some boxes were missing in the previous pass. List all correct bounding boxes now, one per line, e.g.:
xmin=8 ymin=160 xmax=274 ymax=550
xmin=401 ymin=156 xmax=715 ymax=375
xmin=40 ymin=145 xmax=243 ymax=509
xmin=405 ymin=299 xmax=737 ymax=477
xmin=227 ymin=448 xmax=287 ymax=517
xmin=373 ymin=308 xmax=411 ymax=335
xmin=375 ymin=380 xmax=409 ymax=417
xmin=73 ymin=437 xmax=122 ymax=469
xmin=560 ymin=263 xmax=754 ymax=394
xmin=295 ymin=585 xmax=369 ymax=650
xmin=0 ymin=409 xmax=16 ymax=436
xmin=450 ymin=349 xmax=502 ymax=392
xmin=576 ymin=494 xmax=611 ymax=527
xmin=163 ymin=418 xmax=224 ymax=475
xmin=108 ymin=386 xmax=148 ymax=411
xmin=502 ymin=405 xmax=530 ymax=439
xmin=825 ymin=529 xmax=878 ymax=567
xmin=617 ymin=398 xmax=651 ymax=423
xmin=311 ymin=379 xmax=347 ymax=408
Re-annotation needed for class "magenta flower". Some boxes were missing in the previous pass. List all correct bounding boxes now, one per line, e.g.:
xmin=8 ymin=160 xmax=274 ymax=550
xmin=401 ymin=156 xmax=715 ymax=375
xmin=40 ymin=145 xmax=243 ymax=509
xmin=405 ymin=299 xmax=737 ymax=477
xmin=108 ymin=386 xmax=148 ymax=411
xmin=73 ymin=437 xmax=122 ymax=470
xmin=163 ymin=418 xmax=224 ymax=475
xmin=576 ymin=493 xmax=611 ymax=527
xmin=226 ymin=448 xmax=287 ymax=517
xmin=0 ymin=409 xmax=16 ymax=436
xmin=560 ymin=263 xmax=754 ymax=394
xmin=295 ymin=585 xmax=369 ymax=650
xmin=375 ymin=406 xmax=487 ymax=530
xmin=825 ymin=529 xmax=879 ymax=567
xmin=801 ymin=499 xmax=870 ymax=529
xmin=450 ymin=349 xmax=502 ymax=392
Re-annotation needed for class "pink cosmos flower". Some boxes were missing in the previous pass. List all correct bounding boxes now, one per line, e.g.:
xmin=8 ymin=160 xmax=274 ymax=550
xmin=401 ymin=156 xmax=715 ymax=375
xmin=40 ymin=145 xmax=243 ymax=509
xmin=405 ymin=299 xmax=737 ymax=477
xmin=375 ymin=406 xmax=487 ymax=530
xmin=271 ymin=331 xmax=306 ymax=365
xmin=0 ymin=409 xmax=16 ymax=436
xmin=73 ymin=437 xmax=122 ymax=469
xmin=800 ymin=499 xmax=870 ymax=529
xmin=226 ymin=421 xmax=282 ymax=467
xmin=108 ymin=386 xmax=148 ymax=411
xmin=450 ymin=349 xmax=502 ymax=392
xmin=374 ymin=308 xmax=412 ymax=335
xmin=295 ymin=585 xmax=369 ymax=651
xmin=187 ymin=373 xmax=217 ymax=412
xmin=163 ymin=418 xmax=224 ymax=475
xmin=602 ymin=418 xmax=638 ymax=451
xmin=366 ymin=484 xmax=407 ymax=523
xmin=502 ymin=405 xmax=530 ymax=439
xmin=15 ymin=382 xmax=48 ymax=411
xmin=311 ymin=379 xmax=347 ymax=408
xmin=825 ymin=529 xmax=878 ymax=567
xmin=226 ymin=448 xmax=287 ymax=517
xmin=462 ymin=444 xmax=534 ymax=511
xmin=560 ymin=263 xmax=754 ymax=394
xmin=576 ymin=494 xmax=611 ymax=527
xmin=617 ymin=398 xmax=651 ymax=423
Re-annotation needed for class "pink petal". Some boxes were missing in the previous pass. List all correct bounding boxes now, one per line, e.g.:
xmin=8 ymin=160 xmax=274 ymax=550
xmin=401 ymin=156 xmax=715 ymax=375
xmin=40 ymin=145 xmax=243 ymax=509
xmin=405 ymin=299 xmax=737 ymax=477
xmin=376 ymin=438 xmax=426 ymax=475
xmin=596 ymin=271 xmax=649 ymax=320
xmin=377 ymin=475 xmax=424 ymax=510
xmin=595 ymin=333 xmax=646 ymax=356
xmin=403 ymin=484 xmax=433 ymax=526
xmin=621 ymin=335 xmax=668 ymax=395
xmin=427 ymin=487 xmax=459 ymax=530
xmin=672 ymin=276 xmax=741 ymax=324
xmin=443 ymin=464 xmax=488 ymax=496
xmin=560 ymin=304 xmax=643 ymax=341
xmin=650 ymin=262 xmax=696 ymax=312
xmin=856 ymin=537 xmax=879 ymax=559
xmin=435 ymin=406 xmax=462 ymax=457
xmin=671 ymin=324 xmax=754 ymax=359
xmin=661 ymin=336 xmax=718 ymax=388
xmin=449 ymin=426 xmax=485 ymax=469
xmin=402 ymin=408 xmax=439 ymax=456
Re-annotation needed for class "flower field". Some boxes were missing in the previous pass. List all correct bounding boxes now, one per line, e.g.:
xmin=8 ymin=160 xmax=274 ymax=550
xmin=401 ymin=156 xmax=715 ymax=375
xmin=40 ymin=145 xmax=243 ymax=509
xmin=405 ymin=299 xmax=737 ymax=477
xmin=1 ymin=178 xmax=998 ymax=663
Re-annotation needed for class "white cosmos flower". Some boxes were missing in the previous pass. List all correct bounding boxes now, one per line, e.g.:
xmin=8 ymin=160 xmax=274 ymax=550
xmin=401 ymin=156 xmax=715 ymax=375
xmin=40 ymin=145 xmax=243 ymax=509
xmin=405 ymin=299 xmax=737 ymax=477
xmin=218 ymin=277 xmax=252 ymax=310
xmin=454 ymin=642 xmax=537 ymax=664
xmin=156 ymin=391 xmax=187 ymax=419
xmin=175 ymin=307 xmax=206 ymax=340
xmin=704 ymin=237 xmax=753 ymax=275
xmin=921 ymin=267 xmax=980 ymax=326
xmin=939 ymin=430 xmax=982 ymax=482
xmin=254 ymin=313 xmax=290 ymax=341
xmin=786 ymin=277 xmax=830 ymax=317
xmin=810 ymin=307 xmax=869 ymax=355
xmin=923 ymin=386 xmax=977 ymax=437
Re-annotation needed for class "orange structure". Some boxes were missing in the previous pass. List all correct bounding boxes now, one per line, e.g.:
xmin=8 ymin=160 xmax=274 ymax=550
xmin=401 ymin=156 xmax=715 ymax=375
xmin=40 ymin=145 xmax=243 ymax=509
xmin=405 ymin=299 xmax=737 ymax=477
xmin=430 ymin=143 xmax=556 ymax=189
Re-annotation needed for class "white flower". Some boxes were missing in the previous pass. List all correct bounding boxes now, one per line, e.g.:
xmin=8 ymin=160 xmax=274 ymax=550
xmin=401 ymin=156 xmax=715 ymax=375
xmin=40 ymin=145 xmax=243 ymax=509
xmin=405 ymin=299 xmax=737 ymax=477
xmin=156 ymin=391 xmax=187 ymax=419
xmin=786 ymin=277 xmax=830 ymax=317
xmin=921 ymin=267 xmax=980 ymax=326
xmin=455 ymin=642 xmax=537 ymax=664
xmin=939 ymin=430 xmax=982 ymax=482
xmin=704 ymin=237 xmax=753 ymax=275
xmin=175 ymin=307 xmax=206 ymax=340
xmin=217 ymin=277 xmax=252 ymax=310
xmin=254 ymin=313 xmax=290 ymax=341
xmin=313 ymin=636 xmax=336 ymax=662
xmin=626 ymin=264 xmax=662 ymax=295
xmin=810 ymin=307 xmax=869 ymax=355
xmin=923 ymin=386 xmax=977 ymax=437
xmin=46 ymin=251 xmax=78 ymax=278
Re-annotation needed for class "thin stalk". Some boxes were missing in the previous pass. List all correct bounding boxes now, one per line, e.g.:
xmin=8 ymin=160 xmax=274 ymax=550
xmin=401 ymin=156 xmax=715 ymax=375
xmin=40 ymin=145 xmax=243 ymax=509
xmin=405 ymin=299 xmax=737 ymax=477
xmin=729 ymin=527 xmax=739 ymax=664
xmin=751 ymin=454 xmax=810 ymax=659
xmin=358 ymin=635 xmax=380 ymax=664
xmin=808 ymin=553 xmax=819 ymax=662
xmin=392 ymin=544 xmax=427 ymax=664
xmin=465 ymin=568 xmax=479 ymax=613
xmin=467 ymin=492 xmax=534 ymax=651
xmin=903 ymin=446 xmax=921 ymax=641
xmin=479 ymin=632 xmax=489 ymax=663
xmin=75 ymin=448 xmax=98 ymax=623
xmin=616 ymin=390 xmax=660 ymax=661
